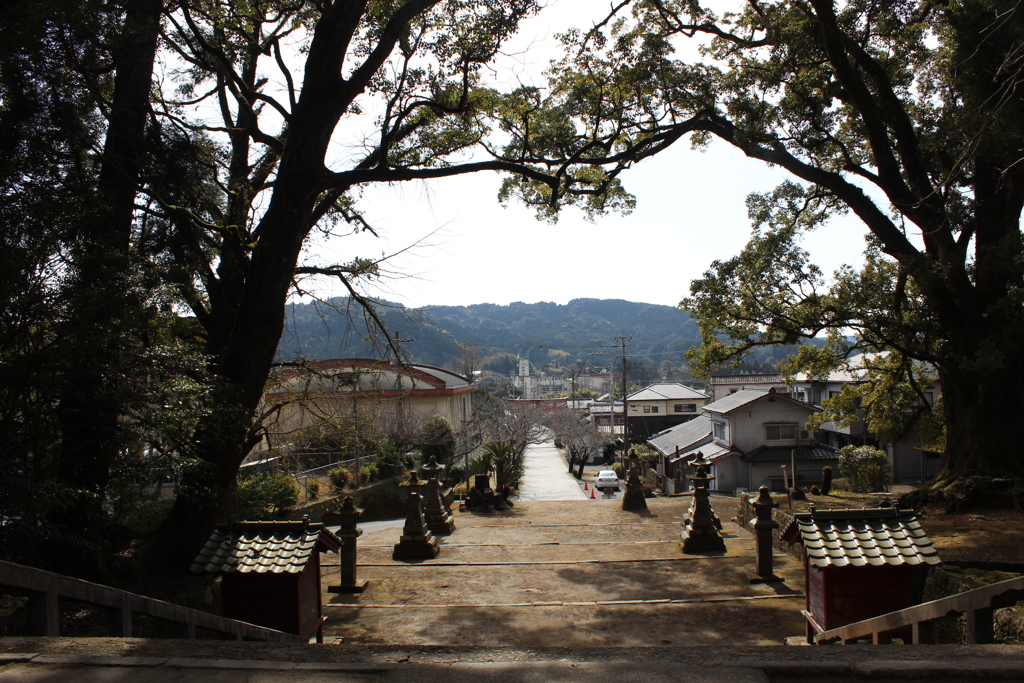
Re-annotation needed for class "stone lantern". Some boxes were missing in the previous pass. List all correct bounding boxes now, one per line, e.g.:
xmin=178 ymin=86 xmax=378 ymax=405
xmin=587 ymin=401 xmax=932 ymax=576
xmin=680 ymin=452 xmax=726 ymax=553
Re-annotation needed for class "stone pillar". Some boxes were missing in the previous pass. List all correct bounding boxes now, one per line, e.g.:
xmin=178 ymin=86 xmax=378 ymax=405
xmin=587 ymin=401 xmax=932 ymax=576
xmin=749 ymin=486 xmax=782 ymax=583
xmin=393 ymin=491 xmax=440 ymax=560
xmin=621 ymin=453 xmax=648 ymax=511
xmin=680 ymin=453 xmax=726 ymax=553
xmin=328 ymin=496 xmax=368 ymax=593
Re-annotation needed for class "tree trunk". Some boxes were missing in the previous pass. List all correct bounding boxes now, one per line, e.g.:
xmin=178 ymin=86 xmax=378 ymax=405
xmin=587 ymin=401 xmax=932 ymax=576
xmin=55 ymin=0 xmax=162 ymax=580
xmin=932 ymin=357 xmax=1024 ymax=487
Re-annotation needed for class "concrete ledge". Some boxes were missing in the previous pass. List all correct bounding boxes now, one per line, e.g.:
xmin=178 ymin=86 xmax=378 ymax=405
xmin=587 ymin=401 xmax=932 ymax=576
xmin=29 ymin=654 xmax=168 ymax=667
xmin=164 ymin=657 xmax=298 ymax=670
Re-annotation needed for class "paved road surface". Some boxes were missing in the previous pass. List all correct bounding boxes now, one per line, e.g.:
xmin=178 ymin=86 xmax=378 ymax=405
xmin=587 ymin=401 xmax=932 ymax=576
xmin=515 ymin=440 xmax=588 ymax=501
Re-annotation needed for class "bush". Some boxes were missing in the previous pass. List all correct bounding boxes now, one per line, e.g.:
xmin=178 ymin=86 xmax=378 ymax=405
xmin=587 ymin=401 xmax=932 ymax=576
xmin=307 ymin=478 xmax=321 ymax=499
xmin=837 ymin=445 xmax=893 ymax=493
xmin=830 ymin=477 xmax=851 ymax=493
xmin=329 ymin=466 xmax=350 ymax=490
xmin=235 ymin=473 xmax=299 ymax=519
xmin=612 ymin=463 xmax=625 ymax=479
xmin=360 ymin=462 xmax=379 ymax=482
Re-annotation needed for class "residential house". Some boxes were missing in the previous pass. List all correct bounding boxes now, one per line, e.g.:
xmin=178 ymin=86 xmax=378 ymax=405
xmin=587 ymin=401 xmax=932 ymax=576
xmin=648 ymin=388 xmax=838 ymax=494
xmin=588 ymin=401 xmax=624 ymax=434
xmin=789 ymin=353 xmax=942 ymax=484
xmin=625 ymin=383 xmax=710 ymax=441
xmin=647 ymin=414 xmax=713 ymax=494
xmin=709 ymin=373 xmax=791 ymax=401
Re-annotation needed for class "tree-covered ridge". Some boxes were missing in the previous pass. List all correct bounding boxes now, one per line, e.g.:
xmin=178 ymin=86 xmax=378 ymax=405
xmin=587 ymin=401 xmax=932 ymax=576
xmin=279 ymin=296 xmax=791 ymax=374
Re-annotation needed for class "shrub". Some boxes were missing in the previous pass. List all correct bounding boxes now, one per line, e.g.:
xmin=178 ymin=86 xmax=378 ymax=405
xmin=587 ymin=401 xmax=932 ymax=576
xmin=235 ymin=473 xmax=299 ymax=519
xmin=837 ymin=445 xmax=893 ymax=493
xmin=830 ymin=477 xmax=851 ymax=493
xmin=307 ymin=478 xmax=321 ymax=499
xmin=329 ymin=466 xmax=350 ymax=490
xmin=612 ymin=463 xmax=625 ymax=479
xmin=360 ymin=462 xmax=379 ymax=482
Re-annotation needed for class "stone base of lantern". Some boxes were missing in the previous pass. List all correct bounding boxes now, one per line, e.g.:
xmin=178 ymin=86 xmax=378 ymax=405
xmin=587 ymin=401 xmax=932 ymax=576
xmin=680 ymin=526 xmax=726 ymax=553
xmin=425 ymin=511 xmax=455 ymax=536
xmin=392 ymin=534 xmax=440 ymax=561
xmin=328 ymin=579 xmax=369 ymax=593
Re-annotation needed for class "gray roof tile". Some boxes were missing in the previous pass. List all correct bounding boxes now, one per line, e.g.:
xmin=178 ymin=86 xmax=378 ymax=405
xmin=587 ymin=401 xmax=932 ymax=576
xmin=627 ymin=383 xmax=708 ymax=402
xmin=191 ymin=519 xmax=342 ymax=575
xmin=790 ymin=508 xmax=941 ymax=569
xmin=647 ymin=415 xmax=713 ymax=456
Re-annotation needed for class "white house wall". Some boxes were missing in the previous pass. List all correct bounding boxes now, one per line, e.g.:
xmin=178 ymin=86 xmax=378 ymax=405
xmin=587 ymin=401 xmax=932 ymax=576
xmin=725 ymin=401 xmax=816 ymax=452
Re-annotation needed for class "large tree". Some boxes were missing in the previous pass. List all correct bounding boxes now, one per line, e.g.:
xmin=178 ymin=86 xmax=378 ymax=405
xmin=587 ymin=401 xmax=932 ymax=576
xmin=499 ymin=0 xmax=1024 ymax=487
xmin=139 ymin=0 xmax=583 ymax=566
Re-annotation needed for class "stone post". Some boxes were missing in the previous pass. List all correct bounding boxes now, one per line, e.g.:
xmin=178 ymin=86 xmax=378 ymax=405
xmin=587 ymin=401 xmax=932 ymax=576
xmin=392 ymin=491 xmax=440 ymax=560
xmin=749 ymin=486 xmax=782 ymax=583
xmin=680 ymin=452 xmax=726 ymax=553
xmin=328 ymin=496 xmax=368 ymax=593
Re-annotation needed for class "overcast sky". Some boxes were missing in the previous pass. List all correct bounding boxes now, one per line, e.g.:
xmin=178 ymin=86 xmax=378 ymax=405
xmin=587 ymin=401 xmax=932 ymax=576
xmin=300 ymin=0 xmax=871 ymax=311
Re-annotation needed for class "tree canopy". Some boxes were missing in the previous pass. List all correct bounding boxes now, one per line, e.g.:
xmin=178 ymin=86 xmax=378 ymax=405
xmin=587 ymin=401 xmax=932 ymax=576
xmin=498 ymin=0 xmax=1024 ymax=486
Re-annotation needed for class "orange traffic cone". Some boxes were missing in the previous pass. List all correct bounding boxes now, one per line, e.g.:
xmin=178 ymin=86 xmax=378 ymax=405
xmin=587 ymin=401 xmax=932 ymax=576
xmin=584 ymin=481 xmax=588 ymax=491
xmin=590 ymin=488 xmax=595 ymax=499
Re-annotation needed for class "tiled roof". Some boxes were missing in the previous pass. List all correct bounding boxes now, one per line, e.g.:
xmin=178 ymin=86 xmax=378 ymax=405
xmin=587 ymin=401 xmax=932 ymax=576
xmin=702 ymin=388 xmax=771 ymax=413
xmin=648 ymin=415 xmax=712 ymax=456
xmin=789 ymin=508 xmax=941 ymax=568
xmin=741 ymin=442 xmax=837 ymax=463
xmin=191 ymin=519 xmax=342 ymax=575
xmin=627 ymin=383 xmax=708 ymax=402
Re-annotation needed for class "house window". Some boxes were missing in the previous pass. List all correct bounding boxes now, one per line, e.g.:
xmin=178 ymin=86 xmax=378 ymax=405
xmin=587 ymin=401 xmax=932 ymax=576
xmin=651 ymin=406 xmax=659 ymax=413
xmin=674 ymin=403 xmax=696 ymax=413
xmin=766 ymin=424 xmax=797 ymax=441
xmin=643 ymin=405 xmax=651 ymax=413
xmin=713 ymin=421 xmax=727 ymax=441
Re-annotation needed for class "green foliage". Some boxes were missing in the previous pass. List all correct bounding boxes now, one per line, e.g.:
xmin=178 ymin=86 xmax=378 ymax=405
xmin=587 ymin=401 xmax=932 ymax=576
xmin=306 ymin=478 xmax=321 ymax=499
xmin=468 ymin=449 xmax=493 ymax=476
xmin=416 ymin=415 xmax=457 ymax=464
xmin=483 ymin=353 xmax=521 ymax=376
xmin=329 ymin=467 xmax=351 ymax=490
xmin=837 ymin=446 xmax=894 ymax=494
xmin=360 ymin=463 xmax=380 ymax=483
xmin=487 ymin=0 xmax=1024 ymax=483
xmin=235 ymin=473 xmax=300 ymax=520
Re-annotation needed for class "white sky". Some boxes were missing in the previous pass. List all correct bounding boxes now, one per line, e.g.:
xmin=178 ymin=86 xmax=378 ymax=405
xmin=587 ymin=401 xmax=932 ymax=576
xmin=299 ymin=0 xmax=871 ymax=310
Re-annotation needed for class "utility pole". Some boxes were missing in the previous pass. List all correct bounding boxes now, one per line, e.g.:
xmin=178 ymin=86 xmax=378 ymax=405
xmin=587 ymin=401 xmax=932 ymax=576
xmin=614 ymin=334 xmax=631 ymax=463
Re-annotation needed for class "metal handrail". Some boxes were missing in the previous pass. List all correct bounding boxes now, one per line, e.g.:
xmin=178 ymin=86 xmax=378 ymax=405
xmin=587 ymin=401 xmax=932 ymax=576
xmin=814 ymin=574 xmax=1024 ymax=645
xmin=0 ymin=559 xmax=305 ymax=643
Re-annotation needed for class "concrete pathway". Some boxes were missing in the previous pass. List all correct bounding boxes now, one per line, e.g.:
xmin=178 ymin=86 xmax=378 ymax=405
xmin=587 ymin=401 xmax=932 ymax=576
xmin=516 ymin=441 xmax=588 ymax=501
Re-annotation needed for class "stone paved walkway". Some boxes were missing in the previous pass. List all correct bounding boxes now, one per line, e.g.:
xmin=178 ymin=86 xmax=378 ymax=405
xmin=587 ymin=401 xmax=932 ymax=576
xmin=320 ymin=497 xmax=809 ymax=648
xmin=516 ymin=441 xmax=589 ymax=501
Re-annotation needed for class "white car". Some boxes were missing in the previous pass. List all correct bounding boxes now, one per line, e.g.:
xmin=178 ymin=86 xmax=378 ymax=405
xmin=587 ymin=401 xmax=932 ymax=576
xmin=594 ymin=470 xmax=620 ymax=493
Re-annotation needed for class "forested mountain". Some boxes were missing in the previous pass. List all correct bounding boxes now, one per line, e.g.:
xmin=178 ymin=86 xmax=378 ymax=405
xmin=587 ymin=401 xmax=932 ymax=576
xmin=278 ymin=297 xmax=790 ymax=375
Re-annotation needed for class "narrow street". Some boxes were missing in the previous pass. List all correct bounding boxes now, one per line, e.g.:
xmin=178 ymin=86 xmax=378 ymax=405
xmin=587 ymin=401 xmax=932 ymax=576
xmin=515 ymin=440 xmax=589 ymax=501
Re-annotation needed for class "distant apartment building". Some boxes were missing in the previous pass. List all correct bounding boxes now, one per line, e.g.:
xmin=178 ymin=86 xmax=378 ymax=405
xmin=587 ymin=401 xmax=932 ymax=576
xmin=515 ymin=359 xmax=569 ymax=399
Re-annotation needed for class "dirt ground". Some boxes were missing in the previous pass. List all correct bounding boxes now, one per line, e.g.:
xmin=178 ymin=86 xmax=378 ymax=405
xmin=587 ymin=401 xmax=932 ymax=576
xmin=319 ymin=495 xmax=808 ymax=648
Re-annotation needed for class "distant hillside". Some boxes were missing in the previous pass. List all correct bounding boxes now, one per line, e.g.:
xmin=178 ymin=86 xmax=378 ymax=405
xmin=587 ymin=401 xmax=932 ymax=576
xmin=278 ymin=297 xmax=705 ymax=371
